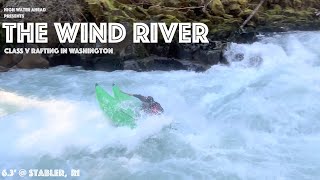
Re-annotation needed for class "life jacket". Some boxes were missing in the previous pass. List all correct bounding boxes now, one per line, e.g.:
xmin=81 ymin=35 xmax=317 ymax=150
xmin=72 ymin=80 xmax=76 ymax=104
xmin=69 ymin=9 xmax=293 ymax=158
xmin=150 ymin=102 xmax=163 ymax=114
xmin=142 ymin=102 xmax=163 ymax=115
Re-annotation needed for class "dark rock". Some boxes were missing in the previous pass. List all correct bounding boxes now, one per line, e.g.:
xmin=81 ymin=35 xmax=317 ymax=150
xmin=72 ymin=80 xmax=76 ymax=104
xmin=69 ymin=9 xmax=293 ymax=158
xmin=235 ymin=53 xmax=245 ymax=61
xmin=123 ymin=60 xmax=142 ymax=71
xmin=229 ymin=31 xmax=258 ymax=43
xmin=0 ymin=54 xmax=22 ymax=68
xmin=48 ymin=54 xmax=83 ymax=67
xmin=16 ymin=54 xmax=49 ymax=69
xmin=249 ymin=56 xmax=263 ymax=67
xmin=0 ymin=66 xmax=9 ymax=72
xmin=83 ymin=55 xmax=123 ymax=71
xmin=193 ymin=49 xmax=222 ymax=65
xmin=151 ymin=58 xmax=186 ymax=71
xmin=180 ymin=60 xmax=209 ymax=72
xmin=136 ymin=56 xmax=186 ymax=71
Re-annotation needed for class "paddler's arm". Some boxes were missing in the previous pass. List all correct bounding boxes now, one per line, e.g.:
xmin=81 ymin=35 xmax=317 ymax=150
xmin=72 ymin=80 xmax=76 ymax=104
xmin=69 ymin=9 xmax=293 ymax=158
xmin=112 ymin=84 xmax=146 ymax=102
xmin=119 ymin=89 xmax=146 ymax=102
xmin=131 ymin=94 xmax=147 ymax=102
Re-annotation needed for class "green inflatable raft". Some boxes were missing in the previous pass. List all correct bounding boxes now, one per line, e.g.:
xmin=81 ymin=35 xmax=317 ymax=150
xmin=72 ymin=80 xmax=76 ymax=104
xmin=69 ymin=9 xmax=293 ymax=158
xmin=95 ymin=84 xmax=141 ymax=127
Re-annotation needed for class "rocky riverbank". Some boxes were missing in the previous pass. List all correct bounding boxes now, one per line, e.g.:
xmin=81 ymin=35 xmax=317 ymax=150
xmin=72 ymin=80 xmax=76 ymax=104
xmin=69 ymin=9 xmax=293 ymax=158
xmin=1 ymin=0 xmax=320 ymax=72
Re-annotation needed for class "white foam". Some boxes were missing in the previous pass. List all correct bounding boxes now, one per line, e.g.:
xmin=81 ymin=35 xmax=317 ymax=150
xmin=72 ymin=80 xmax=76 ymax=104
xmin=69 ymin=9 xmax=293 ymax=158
xmin=1 ymin=31 xmax=320 ymax=179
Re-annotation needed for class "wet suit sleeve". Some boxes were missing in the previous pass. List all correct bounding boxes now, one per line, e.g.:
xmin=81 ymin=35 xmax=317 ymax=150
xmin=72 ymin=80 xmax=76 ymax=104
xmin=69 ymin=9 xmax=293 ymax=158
xmin=132 ymin=94 xmax=147 ymax=102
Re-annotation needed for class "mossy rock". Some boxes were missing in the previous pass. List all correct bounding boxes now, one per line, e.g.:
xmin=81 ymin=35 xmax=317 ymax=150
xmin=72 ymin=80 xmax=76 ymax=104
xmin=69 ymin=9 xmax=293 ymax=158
xmin=162 ymin=0 xmax=183 ymax=7
xmin=293 ymin=0 xmax=302 ymax=9
xmin=227 ymin=3 xmax=242 ymax=16
xmin=272 ymin=0 xmax=293 ymax=8
xmin=282 ymin=8 xmax=299 ymax=16
xmin=108 ymin=15 xmax=135 ymax=23
xmin=163 ymin=17 xmax=181 ymax=24
xmin=185 ymin=9 xmax=197 ymax=20
xmin=86 ymin=0 xmax=106 ymax=21
xmin=109 ymin=9 xmax=130 ymax=18
xmin=238 ymin=0 xmax=247 ymax=5
xmin=96 ymin=0 xmax=116 ymax=10
xmin=224 ymin=18 xmax=242 ymax=25
xmin=200 ymin=19 xmax=214 ymax=29
xmin=153 ymin=14 xmax=181 ymax=24
xmin=266 ymin=5 xmax=282 ymax=15
xmin=116 ymin=0 xmax=133 ymax=4
xmin=210 ymin=0 xmax=225 ymax=16
xmin=239 ymin=8 xmax=253 ymax=18
xmin=238 ymin=0 xmax=248 ymax=8
xmin=166 ymin=10 xmax=188 ymax=21
xmin=209 ymin=15 xmax=226 ymax=24
xmin=148 ymin=6 xmax=187 ymax=21
xmin=221 ymin=0 xmax=238 ymax=6
xmin=223 ymin=14 xmax=234 ymax=19
xmin=133 ymin=6 xmax=150 ymax=20
xmin=147 ymin=5 xmax=163 ymax=15
xmin=266 ymin=14 xmax=287 ymax=22
xmin=118 ymin=4 xmax=149 ymax=20
xmin=281 ymin=16 xmax=299 ymax=23
xmin=210 ymin=25 xmax=237 ymax=39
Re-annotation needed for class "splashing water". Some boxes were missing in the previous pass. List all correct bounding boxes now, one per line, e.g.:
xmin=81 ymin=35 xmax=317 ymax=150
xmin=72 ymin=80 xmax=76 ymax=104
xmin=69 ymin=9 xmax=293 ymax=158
xmin=0 ymin=31 xmax=320 ymax=180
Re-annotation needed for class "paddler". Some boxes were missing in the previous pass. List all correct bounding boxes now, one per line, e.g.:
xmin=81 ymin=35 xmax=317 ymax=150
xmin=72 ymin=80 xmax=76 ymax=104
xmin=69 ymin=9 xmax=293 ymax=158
xmin=114 ymin=84 xmax=164 ymax=115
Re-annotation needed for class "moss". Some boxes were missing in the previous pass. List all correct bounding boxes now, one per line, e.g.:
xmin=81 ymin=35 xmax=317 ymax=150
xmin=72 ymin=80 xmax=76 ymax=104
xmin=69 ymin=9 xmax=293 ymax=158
xmin=210 ymin=16 xmax=225 ymax=24
xmin=164 ymin=10 xmax=188 ymax=21
xmin=163 ymin=15 xmax=181 ymax=24
xmin=223 ymin=14 xmax=233 ymax=19
xmin=266 ymin=5 xmax=282 ymax=15
xmin=224 ymin=18 xmax=242 ymax=24
xmin=98 ymin=0 xmax=116 ymax=10
xmin=210 ymin=24 xmax=237 ymax=40
xmin=86 ymin=1 xmax=105 ymax=21
xmin=238 ymin=0 xmax=248 ymax=9
xmin=239 ymin=8 xmax=253 ymax=18
xmin=147 ymin=6 xmax=162 ymax=15
xmin=153 ymin=14 xmax=181 ymax=24
xmin=282 ymin=8 xmax=298 ymax=16
xmin=293 ymin=0 xmax=302 ymax=8
xmin=83 ymin=0 xmax=320 ymax=40
xmin=238 ymin=0 xmax=247 ymax=5
xmin=200 ymin=19 xmax=214 ymax=29
xmin=227 ymin=3 xmax=242 ymax=16
xmin=265 ymin=14 xmax=287 ymax=22
xmin=221 ymin=0 xmax=237 ymax=5
xmin=134 ymin=6 xmax=150 ymax=19
xmin=210 ymin=0 xmax=225 ymax=16
xmin=108 ymin=15 xmax=135 ymax=23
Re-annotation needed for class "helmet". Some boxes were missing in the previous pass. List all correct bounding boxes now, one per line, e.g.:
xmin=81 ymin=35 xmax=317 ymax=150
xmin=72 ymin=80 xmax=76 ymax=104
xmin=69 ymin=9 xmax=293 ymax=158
xmin=146 ymin=96 xmax=154 ymax=103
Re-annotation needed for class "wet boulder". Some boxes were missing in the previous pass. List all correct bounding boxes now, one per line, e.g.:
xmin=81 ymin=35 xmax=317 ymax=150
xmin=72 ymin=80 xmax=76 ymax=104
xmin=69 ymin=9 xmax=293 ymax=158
xmin=48 ymin=54 xmax=83 ymax=67
xmin=137 ymin=56 xmax=186 ymax=71
xmin=0 ymin=66 xmax=9 ymax=72
xmin=123 ymin=60 xmax=142 ymax=71
xmin=15 ymin=54 xmax=49 ymax=69
xmin=83 ymin=55 xmax=123 ymax=71
xmin=0 ymin=54 xmax=23 ymax=68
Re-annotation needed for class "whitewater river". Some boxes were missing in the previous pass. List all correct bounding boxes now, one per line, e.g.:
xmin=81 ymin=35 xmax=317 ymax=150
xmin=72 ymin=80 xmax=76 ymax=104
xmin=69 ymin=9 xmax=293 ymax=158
xmin=0 ymin=31 xmax=320 ymax=180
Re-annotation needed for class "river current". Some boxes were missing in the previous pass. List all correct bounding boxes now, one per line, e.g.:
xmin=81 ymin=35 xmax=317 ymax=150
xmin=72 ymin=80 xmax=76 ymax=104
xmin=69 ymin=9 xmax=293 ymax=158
xmin=0 ymin=31 xmax=319 ymax=180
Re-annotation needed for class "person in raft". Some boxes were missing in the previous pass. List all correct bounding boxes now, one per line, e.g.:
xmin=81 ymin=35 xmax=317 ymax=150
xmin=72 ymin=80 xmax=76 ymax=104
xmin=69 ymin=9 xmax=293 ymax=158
xmin=115 ymin=84 xmax=164 ymax=115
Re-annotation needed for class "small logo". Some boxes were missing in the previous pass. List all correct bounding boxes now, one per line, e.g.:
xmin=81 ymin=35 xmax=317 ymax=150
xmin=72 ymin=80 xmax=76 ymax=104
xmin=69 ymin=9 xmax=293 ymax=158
xmin=18 ymin=169 xmax=27 ymax=177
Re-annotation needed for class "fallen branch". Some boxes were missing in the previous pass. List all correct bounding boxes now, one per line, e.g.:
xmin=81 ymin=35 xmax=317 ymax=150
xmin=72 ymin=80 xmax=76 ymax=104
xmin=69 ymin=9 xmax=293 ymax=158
xmin=240 ymin=0 xmax=266 ymax=33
